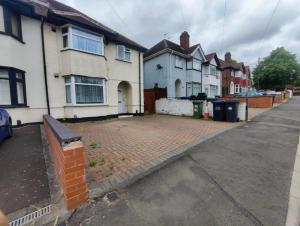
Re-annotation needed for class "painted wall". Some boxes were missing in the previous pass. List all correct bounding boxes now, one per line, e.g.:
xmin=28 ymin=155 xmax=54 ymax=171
xmin=0 ymin=11 xmax=144 ymax=125
xmin=0 ymin=15 xmax=48 ymax=125
xmin=202 ymin=60 xmax=221 ymax=97
xmin=144 ymin=53 xmax=169 ymax=90
xmin=156 ymin=98 xmax=193 ymax=116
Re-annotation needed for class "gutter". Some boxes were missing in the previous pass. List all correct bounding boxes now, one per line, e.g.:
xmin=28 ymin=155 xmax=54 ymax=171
xmin=41 ymin=17 xmax=51 ymax=115
xmin=138 ymin=52 xmax=142 ymax=114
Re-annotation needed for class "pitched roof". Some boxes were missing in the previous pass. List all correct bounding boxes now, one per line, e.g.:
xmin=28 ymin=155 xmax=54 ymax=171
xmin=20 ymin=0 xmax=146 ymax=51
xmin=144 ymin=39 xmax=202 ymax=59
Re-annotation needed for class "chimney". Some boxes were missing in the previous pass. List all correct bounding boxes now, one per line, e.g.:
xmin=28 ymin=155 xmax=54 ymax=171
xmin=180 ymin=31 xmax=190 ymax=49
xmin=225 ymin=52 xmax=231 ymax=63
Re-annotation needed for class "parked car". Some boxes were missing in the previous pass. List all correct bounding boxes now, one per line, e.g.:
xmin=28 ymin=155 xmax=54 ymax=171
xmin=0 ymin=108 xmax=13 ymax=143
xmin=233 ymin=91 xmax=263 ymax=97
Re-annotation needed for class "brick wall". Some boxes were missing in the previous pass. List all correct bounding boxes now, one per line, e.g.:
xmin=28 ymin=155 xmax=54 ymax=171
xmin=274 ymin=94 xmax=283 ymax=103
xmin=44 ymin=116 xmax=88 ymax=210
xmin=222 ymin=96 xmax=274 ymax=108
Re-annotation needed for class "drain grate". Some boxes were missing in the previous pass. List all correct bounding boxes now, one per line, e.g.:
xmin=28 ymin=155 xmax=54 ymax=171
xmin=9 ymin=205 xmax=52 ymax=226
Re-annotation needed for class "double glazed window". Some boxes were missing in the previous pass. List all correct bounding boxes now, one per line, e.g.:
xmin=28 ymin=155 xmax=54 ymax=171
xmin=205 ymin=85 xmax=218 ymax=97
xmin=187 ymin=58 xmax=201 ymax=71
xmin=117 ymin=45 xmax=131 ymax=61
xmin=62 ymin=27 xmax=103 ymax=55
xmin=175 ymin=56 xmax=184 ymax=68
xmin=65 ymin=75 xmax=106 ymax=105
xmin=210 ymin=65 xmax=217 ymax=76
xmin=0 ymin=68 xmax=26 ymax=107
xmin=192 ymin=58 xmax=201 ymax=70
xmin=0 ymin=5 xmax=22 ymax=41
xmin=187 ymin=82 xmax=201 ymax=96
xmin=235 ymin=84 xmax=241 ymax=93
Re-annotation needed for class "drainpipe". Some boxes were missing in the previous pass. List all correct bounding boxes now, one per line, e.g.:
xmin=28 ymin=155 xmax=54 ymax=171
xmin=41 ymin=17 xmax=51 ymax=115
xmin=201 ymin=62 xmax=203 ymax=93
xmin=138 ymin=52 xmax=142 ymax=114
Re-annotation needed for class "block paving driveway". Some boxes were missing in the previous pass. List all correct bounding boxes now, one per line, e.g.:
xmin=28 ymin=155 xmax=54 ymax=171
xmin=68 ymin=115 xmax=240 ymax=182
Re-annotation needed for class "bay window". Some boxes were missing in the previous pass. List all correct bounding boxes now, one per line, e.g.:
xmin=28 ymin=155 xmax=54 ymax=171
xmin=65 ymin=75 xmax=106 ymax=105
xmin=187 ymin=82 xmax=201 ymax=96
xmin=205 ymin=85 xmax=218 ymax=97
xmin=1 ymin=6 xmax=22 ymax=41
xmin=117 ymin=45 xmax=131 ymax=61
xmin=62 ymin=27 xmax=103 ymax=55
xmin=0 ymin=68 xmax=26 ymax=107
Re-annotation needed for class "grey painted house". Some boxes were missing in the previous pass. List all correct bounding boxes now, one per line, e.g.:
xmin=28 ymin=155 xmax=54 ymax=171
xmin=144 ymin=32 xmax=207 ymax=98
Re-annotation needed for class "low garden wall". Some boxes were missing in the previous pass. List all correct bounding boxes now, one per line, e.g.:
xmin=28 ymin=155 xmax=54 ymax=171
xmin=156 ymin=98 xmax=194 ymax=116
xmin=222 ymin=96 xmax=274 ymax=108
xmin=43 ymin=115 xmax=88 ymax=210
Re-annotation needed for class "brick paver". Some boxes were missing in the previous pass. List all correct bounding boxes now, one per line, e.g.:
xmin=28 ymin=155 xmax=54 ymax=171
xmin=66 ymin=115 xmax=236 ymax=182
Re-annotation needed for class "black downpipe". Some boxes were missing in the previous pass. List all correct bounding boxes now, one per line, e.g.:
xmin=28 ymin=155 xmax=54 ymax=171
xmin=41 ymin=17 xmax=51 ymax=115
xmin=138 ymin=52 xmax=142 ymax=114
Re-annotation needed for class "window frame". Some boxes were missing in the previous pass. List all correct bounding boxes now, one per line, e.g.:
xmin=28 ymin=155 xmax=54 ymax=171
xmin=64 ymin=75 xmax=107 ymax=105
xmin=116 ymin=45 xmax=131 ymax=62
xmin=235 ymin=84 xmax=240 ymax=93
xmin=186 ymin=82 xmax=201 ymax=96
xmin=175 ymin=56 xmax=184 ymax=69
xmin=1 ymin=5 xmax=23 ymax=42
xmin=0 ymin=67 xmax=27 ymax=108
xmin=61 ymin=26 xmax=104 ymax=56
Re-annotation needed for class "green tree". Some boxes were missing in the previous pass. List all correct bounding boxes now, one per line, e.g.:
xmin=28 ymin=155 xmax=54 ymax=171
xmin=253 ymin=47 xmax=300 ymax=90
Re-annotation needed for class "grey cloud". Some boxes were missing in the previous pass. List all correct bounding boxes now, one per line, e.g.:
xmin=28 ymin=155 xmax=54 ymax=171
xmin=58 ymin=0 xmax=300 ymax=69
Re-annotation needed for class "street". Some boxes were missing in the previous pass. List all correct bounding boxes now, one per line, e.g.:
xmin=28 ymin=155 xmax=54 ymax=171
xmin=67 ymin=97 xmax=300 ymax=226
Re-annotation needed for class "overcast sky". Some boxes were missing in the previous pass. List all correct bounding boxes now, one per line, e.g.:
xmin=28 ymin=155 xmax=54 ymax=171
xmin=57 ymin=0 xmax=300 ymax=69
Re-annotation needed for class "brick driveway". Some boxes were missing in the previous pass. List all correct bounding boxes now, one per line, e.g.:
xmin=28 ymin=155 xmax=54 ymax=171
xmin=67 ymin=115 xmax=236 ymax=182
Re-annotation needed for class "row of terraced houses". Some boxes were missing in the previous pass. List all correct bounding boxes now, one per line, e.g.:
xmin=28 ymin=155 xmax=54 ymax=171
xmin=0 ymin=0 xmax=252 ymax=125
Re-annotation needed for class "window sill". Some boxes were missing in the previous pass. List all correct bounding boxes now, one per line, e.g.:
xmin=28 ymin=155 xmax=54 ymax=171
xmin=175 ymin=66 xmax=183 ymax=69
xmin=61 ymin=48 xmax=105 ymax=58
xmin=116 ymin=58 xmax=132 ymax=63
xmin=64 ymin=104 xmax=108 ymax=107
xmin=0 ymin=105 xmax=28 ymax=109
xmin=186 ymin=68 xmax=201 ymax=72
xmin=0 ymin=31 xmax=25 ymax=44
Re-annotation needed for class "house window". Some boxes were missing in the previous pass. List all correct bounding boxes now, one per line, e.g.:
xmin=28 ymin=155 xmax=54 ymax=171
xmin=210 ymin=85 xmax=218 ymax=97
xmin=175 ymin=56 xmax=183 ymax=68
xmin=187 ymin=59 xmax=192 ymax=69
xmin=117 ymin=45 xmax=131 ymax=61
xmin=192 ymin=58 xmax=201 ymax=71
xmin=65 ymin=75 xmax=106 ymax=105
xmin=187 ymin=82 xmax=201 ymax=96
xmin=235 ymin=84 xmax=240 ymax=93
xmin=62 ymin=27 xmax=103 ymax=55
xmin=2 ymin=6 xmax=22 ymax=41
xmin=0 ymin=68 xmax=26 ymax=107
xmin=210 ymin=65 xmax=217 ymax=76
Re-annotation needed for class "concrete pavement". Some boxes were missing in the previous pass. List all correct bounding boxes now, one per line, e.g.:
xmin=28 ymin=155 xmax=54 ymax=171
xmin=0 ymin=125 xmax=50 ymax=215
xmin=68 ymin=97 xmax=300 ymax=226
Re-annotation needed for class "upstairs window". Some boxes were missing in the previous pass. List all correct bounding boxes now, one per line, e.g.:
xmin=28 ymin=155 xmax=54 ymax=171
xmin=0 ymin=68 xmax=26 ymax=107
xmin=65 ymin=75 xmax=106 ymax=105
xmin=210 ymin=65 xmax=217 ymax=76
xmin=117 ymin=45 xmax=131 ymax=61
xmin=1 ymin=6 xmax=22 ymax=41
xmin=192 ymin=58 xmax=201 ymax=71
xmin=62 ymin=27 xmax=103 ymax=55
xmin=175 ymin=56 xmax=184 ymax=68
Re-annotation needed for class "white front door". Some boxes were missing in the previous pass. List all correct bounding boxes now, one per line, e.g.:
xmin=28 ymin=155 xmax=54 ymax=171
xmin=118 ymin=89 xmax=126 ymax=113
